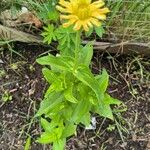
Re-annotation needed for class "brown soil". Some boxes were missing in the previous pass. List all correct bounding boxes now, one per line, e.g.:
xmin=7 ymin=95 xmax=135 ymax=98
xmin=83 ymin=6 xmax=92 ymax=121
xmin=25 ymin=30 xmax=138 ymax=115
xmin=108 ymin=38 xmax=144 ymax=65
xmin=0 ymin=42 xmax=150 ymax=150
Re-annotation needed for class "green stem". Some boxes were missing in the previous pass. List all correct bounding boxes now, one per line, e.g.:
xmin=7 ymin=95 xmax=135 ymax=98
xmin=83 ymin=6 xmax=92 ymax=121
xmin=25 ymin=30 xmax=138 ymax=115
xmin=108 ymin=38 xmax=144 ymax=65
xmin=74 ymin=31 xmax=81 ymax=69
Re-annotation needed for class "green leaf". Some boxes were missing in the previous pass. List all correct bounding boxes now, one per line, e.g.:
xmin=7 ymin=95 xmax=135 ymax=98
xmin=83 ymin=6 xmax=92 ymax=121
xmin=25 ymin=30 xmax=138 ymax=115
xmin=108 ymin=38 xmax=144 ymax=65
xmin=41 ymin=116 xmax=64 ymax=131
xmin=79 ymin=42 xmax=93 ymax=66
xmin=80 ymin=112 xmax=91 ymax=127
xmin=62 ymin=106 xmax=73 ymax=121
xmin=53 ymin=139 xmax=66 ymax=150
xmin=94 ymin=93 xmax=121 ymax=120
xmin=43 ymin=70 xmax=65 ymax=94
xmin=62 ymin=124 xmax=77 ymax=138
xmin=24 ymin=137 xmax=31 ymax=150
xmin=41 ymin=118 xmax=56 ymax=132
xmin=36 ymin=54 xmax=74 ymax=71
xmin=41 ymin=24 xmax=56 ymax=44
xmin=73 ymin=65 xmax=103 ymax=101
xmin=95 ymin=69 xmax=109 ymax=93
xmin=47 ymin=103 xmax=65 ymax=117
xmin=85 ymin=27 xmax=93 ymax=37
xmin=42 ymin=68 xmax=58 ymax=84
xmin=36 ymin=0 xmax=59 ymax=22
xmin=64 ymin=83 xmax=78 ymax=103
xmin=56 ymin=26 xmax=76 ymax=56
xmin=35 ymin=92 xmax=63 ymax=116
xmin=71 ymin=98 xmax=91 ymax=123
xmin=95 ymin=26 xmax=105 ymax=38
xmin=37 ymin=127 xmax=63 ymax=144
xmin=95 ymin=102 xmax=114 ymax=120
xmin=104 ymin=93 xmax=121 ymax=105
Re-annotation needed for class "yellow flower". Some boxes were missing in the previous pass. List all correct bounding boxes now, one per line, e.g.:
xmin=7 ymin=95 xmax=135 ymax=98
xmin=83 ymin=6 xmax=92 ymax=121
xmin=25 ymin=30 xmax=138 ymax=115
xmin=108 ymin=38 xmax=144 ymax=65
xmin=56 ymin=0 xmax=110 ymax=31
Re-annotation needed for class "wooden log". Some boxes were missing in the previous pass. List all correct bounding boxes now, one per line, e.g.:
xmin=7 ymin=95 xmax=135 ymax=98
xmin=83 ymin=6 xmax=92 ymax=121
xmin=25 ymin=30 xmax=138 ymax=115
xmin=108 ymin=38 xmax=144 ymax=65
xmin=0 ymin=25 xmax=42 ymax=43
xmin=83 ymin=41 xmax=150 ymax=56
xmin=0 ymin=25 xmax=149 ymax=56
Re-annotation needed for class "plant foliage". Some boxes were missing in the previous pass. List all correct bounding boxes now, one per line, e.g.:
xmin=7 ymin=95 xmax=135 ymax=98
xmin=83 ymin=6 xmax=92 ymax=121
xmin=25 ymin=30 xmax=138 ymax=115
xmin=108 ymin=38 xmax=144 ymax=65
xmin=35 ymin=0 xmax=122 ymax=149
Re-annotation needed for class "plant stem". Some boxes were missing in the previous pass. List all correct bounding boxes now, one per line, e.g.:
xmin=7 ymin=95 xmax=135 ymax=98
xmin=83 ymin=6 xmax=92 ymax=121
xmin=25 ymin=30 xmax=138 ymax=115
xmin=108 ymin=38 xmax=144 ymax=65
xmin=74 ymin=31 xmax=81 ymax=68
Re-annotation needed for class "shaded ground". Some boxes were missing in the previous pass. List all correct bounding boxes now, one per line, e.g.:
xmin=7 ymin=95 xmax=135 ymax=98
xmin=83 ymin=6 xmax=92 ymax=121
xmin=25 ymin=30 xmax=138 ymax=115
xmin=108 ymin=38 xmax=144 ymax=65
xmin=0 ymin=43 xmax=150 ymax=150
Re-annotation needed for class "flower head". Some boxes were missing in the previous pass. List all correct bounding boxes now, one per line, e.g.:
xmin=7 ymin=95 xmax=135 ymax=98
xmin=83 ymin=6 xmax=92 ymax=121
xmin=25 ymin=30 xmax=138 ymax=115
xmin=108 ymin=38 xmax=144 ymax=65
xmin=56 ymin=0 xmax=110 ymax=31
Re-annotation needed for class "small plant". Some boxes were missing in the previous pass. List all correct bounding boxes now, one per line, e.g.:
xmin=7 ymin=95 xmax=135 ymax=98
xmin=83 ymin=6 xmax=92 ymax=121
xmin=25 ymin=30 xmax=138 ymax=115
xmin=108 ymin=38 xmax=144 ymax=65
xmin=2 ymin=91 xmax=12 ymax=103
xmin=36 ymin=0 xmax=122 ymax=149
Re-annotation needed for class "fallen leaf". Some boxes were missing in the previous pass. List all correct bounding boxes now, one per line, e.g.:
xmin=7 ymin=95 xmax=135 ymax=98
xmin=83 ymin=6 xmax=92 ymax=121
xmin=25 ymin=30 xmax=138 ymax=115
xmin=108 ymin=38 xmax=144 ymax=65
xmin=18 ymin=12 xmax=43 ymax=28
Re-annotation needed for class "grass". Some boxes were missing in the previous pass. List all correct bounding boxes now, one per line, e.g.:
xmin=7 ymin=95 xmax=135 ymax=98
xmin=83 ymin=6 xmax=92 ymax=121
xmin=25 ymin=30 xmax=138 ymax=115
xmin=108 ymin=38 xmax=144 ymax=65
xmin=106 ymin=0 xmax=150 ymax=42
xmin=1 ymin=0 xmax=150 ymax=43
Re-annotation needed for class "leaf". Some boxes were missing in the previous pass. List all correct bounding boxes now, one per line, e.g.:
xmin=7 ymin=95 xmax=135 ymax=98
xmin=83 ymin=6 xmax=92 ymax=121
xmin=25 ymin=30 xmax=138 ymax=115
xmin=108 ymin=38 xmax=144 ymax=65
xmin=85 ymin=27 xmax=93 ymax=37
xmin=95 ymin=26 xmax=105 ymax=38
xmin=37 ymin=127 xmax=63 ymax=144
xmin=95 ymin=69 xmax=109 ymax=93
xmin=94 ymin=93 xmax=121 ymax=120
xmin=62 ymin=124 xmax=77 ymax=138
xmin=47 ymin=103 xmax=65 ymax=117
xmin=24 ymin=137 xmax=31 ymax=150
xmin=79 ymin=42 xmax=93 ymax=66
xmin=95 ymin=102 xmax=114 ymax=120
xmin=71 ymin=98 xmax=91 ymax=123
xmin=36 ymin=54 xmax=74 ymax=71
xmin=42 ymin=68 xmax=58 ymax=84
xmin=62 ymin=106 xmax=73 ymax=121
xmin=41 ymin=24 xmax=56 ymax=44
xmin=42 ymin=69 xmax=65 ymax=94
xmin=64 ymin=83 xmax=78 ymax=103
xmin=73 ymin=65 xmax=103 ymax=101
xmin=41 ymin=118 xmax=57 ymax=132
xmin=80 ymin=112 xmax=91 ymax=127
xmin=104 ymin=93 xmax=121 ymax=105
xmin=55 ymin=26 xmax=76 ymax=56
xmin=35 ymin=92 xmax=63 ymax=116
xmin=53 ymin=139 xmax=66 ymax=150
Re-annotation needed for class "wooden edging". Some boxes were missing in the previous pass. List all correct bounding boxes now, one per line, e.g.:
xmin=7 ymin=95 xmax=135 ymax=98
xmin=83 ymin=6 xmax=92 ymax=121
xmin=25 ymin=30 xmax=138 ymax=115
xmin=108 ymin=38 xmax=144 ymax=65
xmin=0 ymin=25 xmax=150 ymax=56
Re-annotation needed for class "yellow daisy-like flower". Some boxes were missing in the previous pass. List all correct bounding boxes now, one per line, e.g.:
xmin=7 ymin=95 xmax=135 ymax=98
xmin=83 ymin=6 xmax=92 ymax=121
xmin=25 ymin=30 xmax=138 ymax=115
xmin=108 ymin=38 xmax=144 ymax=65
xmin=56 ymin=0 xmax=110 ymax=31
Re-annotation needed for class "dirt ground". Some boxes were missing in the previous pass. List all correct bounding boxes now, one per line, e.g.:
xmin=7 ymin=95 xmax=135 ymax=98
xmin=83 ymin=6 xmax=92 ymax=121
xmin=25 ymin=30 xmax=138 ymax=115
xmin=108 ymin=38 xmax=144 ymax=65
xmin=0 ymin=42 xmax=150 ymax=150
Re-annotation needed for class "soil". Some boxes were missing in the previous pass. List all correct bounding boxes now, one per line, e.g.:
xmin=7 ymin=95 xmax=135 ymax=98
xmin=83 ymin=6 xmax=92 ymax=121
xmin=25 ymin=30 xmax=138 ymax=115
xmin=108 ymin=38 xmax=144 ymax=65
xmin=0 ymin=42 xmax=150 ymax=150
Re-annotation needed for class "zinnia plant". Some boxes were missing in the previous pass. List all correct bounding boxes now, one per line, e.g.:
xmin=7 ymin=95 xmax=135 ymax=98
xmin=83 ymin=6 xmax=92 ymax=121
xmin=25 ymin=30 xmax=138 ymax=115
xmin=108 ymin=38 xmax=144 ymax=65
xmin=36 ymin=0 xmax=121 ymax=149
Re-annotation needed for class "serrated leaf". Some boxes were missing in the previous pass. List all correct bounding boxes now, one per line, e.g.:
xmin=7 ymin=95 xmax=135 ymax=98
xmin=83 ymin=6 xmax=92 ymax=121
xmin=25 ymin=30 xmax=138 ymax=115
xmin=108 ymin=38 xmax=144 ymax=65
xmin=35 ymin=92 xmax=63 ymax=116
xmin=55 ymin=26 xmax=76 ymax=55
xmin=79 ymin=42 xmax=93 ymax=66
xmin=73 ymin=65 xmax=103 ymax=101
xmin=95 ymin=69 xmax=109 ymax=93
xmin=37 ymin=127 xmax=63 ymax=144
xmin=42 ymin=24 xmax=56 ymax=44
xmin=42 ymin=68 xmax=64 ymax=94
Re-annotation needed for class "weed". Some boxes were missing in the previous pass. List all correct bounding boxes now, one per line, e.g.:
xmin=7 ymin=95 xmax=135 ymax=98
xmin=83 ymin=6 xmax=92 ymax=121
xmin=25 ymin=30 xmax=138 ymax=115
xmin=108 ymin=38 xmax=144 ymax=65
xmin=1 ymin=90 xmax=12 ymax=102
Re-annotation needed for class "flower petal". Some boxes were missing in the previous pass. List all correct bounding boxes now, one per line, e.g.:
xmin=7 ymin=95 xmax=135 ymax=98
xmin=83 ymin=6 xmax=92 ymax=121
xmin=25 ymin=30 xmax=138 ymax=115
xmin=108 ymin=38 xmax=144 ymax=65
xmin=63 ymin=19 xmax=77 ymax=27
xmin=73 ymin=20 xmax=82 ymax=31
xmin=90 ymin=18 xmax=102 ymax=26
